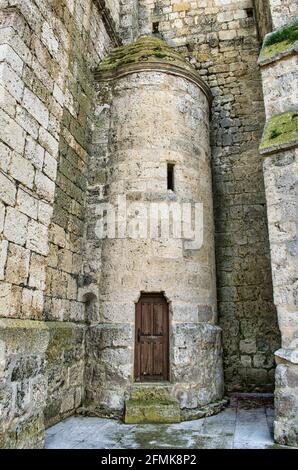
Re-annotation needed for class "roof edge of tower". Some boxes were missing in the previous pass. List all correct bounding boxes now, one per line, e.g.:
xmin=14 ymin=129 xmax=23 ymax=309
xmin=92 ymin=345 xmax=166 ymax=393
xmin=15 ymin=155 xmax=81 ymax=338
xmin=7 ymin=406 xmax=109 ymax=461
xmin=94 ymin=35 xmax=212 ymax=105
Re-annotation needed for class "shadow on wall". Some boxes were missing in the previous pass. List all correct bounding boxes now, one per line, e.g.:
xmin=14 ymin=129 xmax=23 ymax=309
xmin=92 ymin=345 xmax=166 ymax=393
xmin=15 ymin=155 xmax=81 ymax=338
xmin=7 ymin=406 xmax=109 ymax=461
xmin=83 ymin=292 xmax=99 ymax=324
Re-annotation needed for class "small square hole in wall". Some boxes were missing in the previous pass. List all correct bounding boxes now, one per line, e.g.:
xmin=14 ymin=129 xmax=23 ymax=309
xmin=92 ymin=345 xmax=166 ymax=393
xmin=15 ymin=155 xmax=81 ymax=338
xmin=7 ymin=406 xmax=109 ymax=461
xmin=152 ymin=22 xmax=159 ymax=34
xmin=244 ymin=8 xmax=254 ymax=18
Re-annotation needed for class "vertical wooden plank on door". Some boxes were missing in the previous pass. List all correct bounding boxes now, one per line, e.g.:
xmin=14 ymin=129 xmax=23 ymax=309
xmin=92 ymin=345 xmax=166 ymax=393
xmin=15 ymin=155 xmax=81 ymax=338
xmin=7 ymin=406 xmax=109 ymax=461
xmin=153 ymin=302 xmax=163 ymax=377
xmin=142 ymin=300 xmax=151 ymax=379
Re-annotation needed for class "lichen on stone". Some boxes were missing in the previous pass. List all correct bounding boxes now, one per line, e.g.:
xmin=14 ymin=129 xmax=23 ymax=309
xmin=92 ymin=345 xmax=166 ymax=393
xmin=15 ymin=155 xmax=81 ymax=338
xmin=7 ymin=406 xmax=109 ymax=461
xmin=259 ymin=111 xmax=298 ymax=153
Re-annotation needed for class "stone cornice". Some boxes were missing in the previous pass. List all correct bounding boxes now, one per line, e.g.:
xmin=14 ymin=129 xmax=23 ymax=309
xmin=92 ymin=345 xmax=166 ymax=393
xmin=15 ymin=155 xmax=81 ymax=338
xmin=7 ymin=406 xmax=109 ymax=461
xmin=259 ymin=111 xmax=298 ymax=155
xmin=258 ymin=40 xmax=298 ymax=66
xmin=258 ymin=19 xmax=298 ymax=67
xmin=94 ymin=61 xmax=212 ymax=106
xmin=275 ymin=348 xmax=298 ymax=365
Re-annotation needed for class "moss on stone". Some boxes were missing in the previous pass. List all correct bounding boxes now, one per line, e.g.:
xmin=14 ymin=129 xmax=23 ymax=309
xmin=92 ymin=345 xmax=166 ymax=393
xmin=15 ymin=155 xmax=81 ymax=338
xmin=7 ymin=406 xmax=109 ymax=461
xmin=259 ymin=111 xmax=298 ymax=153
xmin=92 ymin=169 xmax=106 ymax=184
xmin=0 ymin=319 xmax=49 ymax=353
xmin=127 ymin=398 xmax=177 ymax=406
xmin=15 ymin=415 xmax=43 ymax=446
xmin=96 ymin=35 xmax=195 ymax=76
xmin=125 ymin=400 xmax=181 ymax=424
xmin=265 ymin=20 xmax=298 ymax=47
xmin=46 ymin=323 xmax=75 ymax=365
xmin=261 ymin=20 xmax=298 ymax=60
xmin=125 ymin=385 xmax=181 ymax=424
xmin=131 ymin=386 xmax=175 ymax=403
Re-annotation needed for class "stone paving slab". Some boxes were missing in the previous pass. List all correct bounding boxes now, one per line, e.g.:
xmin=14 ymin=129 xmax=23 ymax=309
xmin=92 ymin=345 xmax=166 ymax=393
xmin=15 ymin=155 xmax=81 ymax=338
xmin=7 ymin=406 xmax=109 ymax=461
xmin=233 ymin=409 xmax=273 ymax=447
xmin=45 ymin=402 xmax=296 ymax=449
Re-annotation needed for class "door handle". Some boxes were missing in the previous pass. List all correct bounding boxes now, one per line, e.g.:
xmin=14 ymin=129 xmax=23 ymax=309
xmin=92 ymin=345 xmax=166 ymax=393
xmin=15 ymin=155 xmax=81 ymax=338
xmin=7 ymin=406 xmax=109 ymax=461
xmin=137 ymin=328 xmax=141 ymax=342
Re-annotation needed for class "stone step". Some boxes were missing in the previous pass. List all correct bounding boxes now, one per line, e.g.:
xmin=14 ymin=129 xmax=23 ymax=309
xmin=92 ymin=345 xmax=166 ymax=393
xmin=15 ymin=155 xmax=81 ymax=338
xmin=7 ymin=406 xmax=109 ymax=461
xmin=124 ymin=384 xmax=181 ymax=424
xmin=130 ymin=383 xmax=173 ymax=401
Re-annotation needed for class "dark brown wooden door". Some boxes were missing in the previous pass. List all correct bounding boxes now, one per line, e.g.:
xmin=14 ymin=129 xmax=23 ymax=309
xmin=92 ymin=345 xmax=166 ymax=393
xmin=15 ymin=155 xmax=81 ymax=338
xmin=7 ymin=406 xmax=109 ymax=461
xmin=134 ymin=294 xmax=169 ymax=382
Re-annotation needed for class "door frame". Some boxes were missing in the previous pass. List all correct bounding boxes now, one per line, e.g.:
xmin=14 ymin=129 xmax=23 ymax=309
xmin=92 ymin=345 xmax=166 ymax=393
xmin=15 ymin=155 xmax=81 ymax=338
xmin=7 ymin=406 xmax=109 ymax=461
xmin=134 ymin=292 xmax=170 ymax=382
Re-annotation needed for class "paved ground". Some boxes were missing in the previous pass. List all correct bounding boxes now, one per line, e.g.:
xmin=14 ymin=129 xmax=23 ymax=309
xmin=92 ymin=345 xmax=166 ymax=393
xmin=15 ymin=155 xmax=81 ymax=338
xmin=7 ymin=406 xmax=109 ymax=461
xmin=45 ymin=396 xmax=294 ymax=449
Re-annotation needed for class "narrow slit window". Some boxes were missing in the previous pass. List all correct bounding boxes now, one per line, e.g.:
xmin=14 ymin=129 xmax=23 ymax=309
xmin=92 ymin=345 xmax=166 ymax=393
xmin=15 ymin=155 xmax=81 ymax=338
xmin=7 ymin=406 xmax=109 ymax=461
xmin=167 ymin=163 xmax=175 ymax=191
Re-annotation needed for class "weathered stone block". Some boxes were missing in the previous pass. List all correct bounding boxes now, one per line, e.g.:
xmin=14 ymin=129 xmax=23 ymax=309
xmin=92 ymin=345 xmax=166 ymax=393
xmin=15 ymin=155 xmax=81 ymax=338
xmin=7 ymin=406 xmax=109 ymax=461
xmin=26 ymin=220 xmax=48 ymax=256
xmin=39 ymin=127 xmax=59 ymax=158
xmin=43 ymin=151 xmax=57 ymax=181
xmin=173 ymin=2 xmax=190 ymax=12
xmin=22 ymin=87 xmax=49 ymax=128
xmin=17 ymin=188 xmax=38 ymax=219
xmin=0 ymin=142 xmax=12 ymax=173
xmin=21 ymin=288 xmax=44 ymax=318
xmin=0 ymin=171 xmax=16 ymax=206
xmin=240 ymin=339 xmax=257 ymax=354
xmin=0 ymin=108 xmax=26 ymax=153
xmin=34 ymin=171 xmax=55 ymax=203
xmin=0 ymin=61 xmax=24 ymax=102
xmin=38 ymin=201 xmax=53 ymax=226
xmin=4 ymin=207 xmax=28 ymax=245
xmin=5 ymin=243 xmax=30 ymax=284
xmin=0 ymin=283 xmax=22 ymax=318
xmin=28 ymin=253 xmax=46 ymax=290
xmin=24 ymin=135 xmax=44 ymax=170
xmin=0 ymin=240 xmax=8 ymax=280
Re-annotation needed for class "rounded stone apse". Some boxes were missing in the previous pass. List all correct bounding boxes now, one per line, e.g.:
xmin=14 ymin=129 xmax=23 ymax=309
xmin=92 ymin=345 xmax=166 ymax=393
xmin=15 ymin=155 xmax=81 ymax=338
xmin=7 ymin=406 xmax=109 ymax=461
xmin=84 ymin=36 xmax=225 ymax=422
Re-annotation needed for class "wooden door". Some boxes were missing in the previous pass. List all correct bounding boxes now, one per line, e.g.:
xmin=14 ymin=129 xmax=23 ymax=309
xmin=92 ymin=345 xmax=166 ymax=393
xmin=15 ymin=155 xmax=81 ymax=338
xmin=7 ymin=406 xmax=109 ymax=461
xmin=134 ymin=294 xmax=169 ymax=382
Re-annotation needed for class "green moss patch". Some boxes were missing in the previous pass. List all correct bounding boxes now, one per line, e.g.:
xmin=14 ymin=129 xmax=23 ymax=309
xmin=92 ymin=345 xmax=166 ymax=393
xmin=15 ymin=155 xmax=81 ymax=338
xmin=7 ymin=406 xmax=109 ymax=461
xmin=265 ymin=20 xmax=298 ymax=47
xmin=125 ymin=385 xmax=181 ymax=424
xmin=125 ymin=400 xmax=181 ymax=424
xmin=96 ymin=35 xmax=194 ymax=76
xmin=261 ymin=20 xmax=298 ymax=60
xmin=259 ymin=111 xmax=298 ymax=153
xmin=46 ymin=323 xmax=76 ymax=365
xmin=131 ymin=386 xmax=175 ymax=403
xmin=0 ymin=319 xmax=49 ymax=354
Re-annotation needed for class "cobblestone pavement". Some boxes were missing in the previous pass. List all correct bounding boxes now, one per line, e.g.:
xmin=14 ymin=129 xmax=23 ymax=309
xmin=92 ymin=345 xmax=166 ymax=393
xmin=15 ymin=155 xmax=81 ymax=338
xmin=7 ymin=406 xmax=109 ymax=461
xmin=45 ymin=396 xmax=295 ymax=449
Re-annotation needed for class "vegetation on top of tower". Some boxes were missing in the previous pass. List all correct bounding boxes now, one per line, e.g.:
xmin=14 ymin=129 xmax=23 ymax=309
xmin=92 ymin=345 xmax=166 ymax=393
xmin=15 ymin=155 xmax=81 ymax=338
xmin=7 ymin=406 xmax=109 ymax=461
xmin=95 ymin=35 xmax=195 ymax=75
xmin=261 ymin=20 xmax=298 ymax=60
xmin=259 ymin=111 xmax=298 ymax=153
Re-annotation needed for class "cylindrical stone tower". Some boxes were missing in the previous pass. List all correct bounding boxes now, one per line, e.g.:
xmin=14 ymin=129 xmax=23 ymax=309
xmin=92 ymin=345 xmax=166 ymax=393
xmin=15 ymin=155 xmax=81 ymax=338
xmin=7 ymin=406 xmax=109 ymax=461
xmin=85 ymin=36 xmax=224 ymax=419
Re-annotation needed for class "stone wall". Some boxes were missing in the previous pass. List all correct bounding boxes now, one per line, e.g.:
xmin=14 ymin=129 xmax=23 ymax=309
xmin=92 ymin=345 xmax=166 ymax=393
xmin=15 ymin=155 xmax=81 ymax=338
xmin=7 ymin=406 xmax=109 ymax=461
xmin=0 ymin=319 xmax=48 ymax=448
xmin=0 ymin=0 xmax=294 ymax=448
xmin=0 ymin=0 xmax=119 ymax=448
xmin=44 ymin=322 xmax=85 ymax=428
xmin=259 ymin=15 xmax=298 ymax=445
xmin=261 ymin=54 xmax=297 ymax=117
xmin=135 ymin=0 xmax=280 ymax=392
xmin=0 ymin=0 xmax=117 ymax=322
xmin=119 ymin=0 xmax=139 ymax=44
xmin=0 ymin=319 xmax=85 ymax=446
xmin=263 ymin=147 xmax=298 ymax=446
xmin=267 ymin=0 xmax=298 ymax=29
